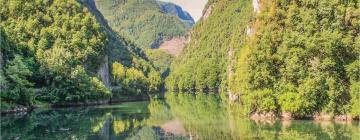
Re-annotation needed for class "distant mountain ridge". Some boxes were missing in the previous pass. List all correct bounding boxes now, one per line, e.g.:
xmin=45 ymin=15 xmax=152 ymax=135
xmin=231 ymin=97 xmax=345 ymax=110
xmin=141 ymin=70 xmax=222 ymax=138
xmin=93 ymin=0 xmax=193 ymax=49
xmin=92 ymin=0 xmax=195 ymax=76
xmin=157 ymin=1 xmax=195 ymax=27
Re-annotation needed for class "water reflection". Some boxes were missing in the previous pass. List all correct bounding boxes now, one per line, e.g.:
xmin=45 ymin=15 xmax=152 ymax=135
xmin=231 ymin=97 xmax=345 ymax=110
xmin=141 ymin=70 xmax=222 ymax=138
xmin=1 ymin=92 xmax=359 ymax=140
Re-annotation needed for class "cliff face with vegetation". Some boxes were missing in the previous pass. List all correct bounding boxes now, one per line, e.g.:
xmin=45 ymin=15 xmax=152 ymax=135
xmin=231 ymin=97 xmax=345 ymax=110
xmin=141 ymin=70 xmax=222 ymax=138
xmin=166 ymin=0 xmax=359 ymax=118
xmin=92 ymin=0 xmax=194 ymax=76
xmin=231 ymin=0 xmax=359 ymax=118
xmin=0 ymin=0 xmax=162 ymax=109
xmin=92 ymin=0 xmax=193 ymax=49
xmin=166 ymin=0 xmax=255 ymax=91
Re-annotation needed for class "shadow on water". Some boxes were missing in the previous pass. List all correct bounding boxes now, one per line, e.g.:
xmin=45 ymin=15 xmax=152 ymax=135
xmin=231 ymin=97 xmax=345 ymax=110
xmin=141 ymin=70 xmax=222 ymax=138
xmin=1 ymin=92 xmax=359 ymax=140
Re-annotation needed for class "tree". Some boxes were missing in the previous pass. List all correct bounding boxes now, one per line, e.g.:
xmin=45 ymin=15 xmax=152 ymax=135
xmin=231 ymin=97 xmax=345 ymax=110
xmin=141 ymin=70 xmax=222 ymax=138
xmin=112 ymin=62 xmax=126 ymax=84
xmin=3 ymin=55 xmax=34 ymax=105
xmin=147 ymin=71 xmax=161 ymax=93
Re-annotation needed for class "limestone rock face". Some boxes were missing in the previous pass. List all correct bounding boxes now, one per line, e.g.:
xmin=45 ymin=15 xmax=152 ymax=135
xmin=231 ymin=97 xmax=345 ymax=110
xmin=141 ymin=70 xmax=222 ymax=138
xmin=281 ymin=112 xmax=293 ymax=120
xmin=334 ymin=115 xmax=353 ymax=121
xmin=250 ymin=112 xmax=277 ymax=120
xmin=97 ymin=55 xmax=110 ymax=87
xmin=314 ymin=113 xmax=332 ymax=121
xmin=202 ymin=5 xmax=213 ymax=20
xmin=228 ymin=92 xmax=239 ymax=102
xmin=159 ymin=37 xmax=187 ymax=56
xmin=253 ymin=0 xmax=260 ymax=13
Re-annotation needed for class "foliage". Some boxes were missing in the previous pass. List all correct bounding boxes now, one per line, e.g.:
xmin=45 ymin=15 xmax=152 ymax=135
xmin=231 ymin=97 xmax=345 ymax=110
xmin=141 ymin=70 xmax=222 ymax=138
xmin=93 ymin=0 xmax=190 ymax=49
xmin=112 ymin=62 xmax=161 ymax=95
xmin=231 ymin=0 xmax=360 ymax=116
xmin=167 ymin=0 xmax=359 ymax=117
xmin=1 ymin=0 xmax=112 ymax=105
xmin=92 ymin=0 xmax=191 ymax=81
xmin=246 ymin=89 xmax=277 ymax=113
xmin=2 ymin=55 xmax=34 ymax=105
xmin=145 ymin=49 xmax=173 ymax=76
xmin=166 ymin=0 xmax=254 ymax=91
xmin=347 ymin=60 xmax=360 ymax=116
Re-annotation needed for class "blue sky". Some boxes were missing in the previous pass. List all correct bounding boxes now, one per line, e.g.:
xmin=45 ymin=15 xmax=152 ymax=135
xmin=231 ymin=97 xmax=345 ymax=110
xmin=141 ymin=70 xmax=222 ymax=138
xmin=159 ymin=0 xmax=208 ymax=22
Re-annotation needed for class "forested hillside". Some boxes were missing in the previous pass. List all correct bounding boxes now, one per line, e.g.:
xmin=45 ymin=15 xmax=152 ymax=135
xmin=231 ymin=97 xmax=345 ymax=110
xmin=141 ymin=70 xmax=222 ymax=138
xmin=166 ymin=0 xmax=359 ymax=118
xmin=92 ymin=0 xmax=194 ymax=76
xmin=81 ymin=0 xmax=162 ymax=97
xmin=0 ymin=0 xmax=161 ymax=109
xmin=166 ymin=0 xmax=254 ymax=91
xmin=231 ymin=0 xmax=360 ymax=118
xmin=93 ymin=0 xmax=193 ymax=49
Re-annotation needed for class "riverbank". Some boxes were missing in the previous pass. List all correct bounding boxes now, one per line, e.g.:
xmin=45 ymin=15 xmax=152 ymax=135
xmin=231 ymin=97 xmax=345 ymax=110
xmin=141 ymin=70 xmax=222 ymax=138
xmin=0 ymin=105 xmax=36 ymax=115
xmin=0 ymin=95 xmax=150 ymax=115
xmin=250 ymin=112 xmax=359 ymax=122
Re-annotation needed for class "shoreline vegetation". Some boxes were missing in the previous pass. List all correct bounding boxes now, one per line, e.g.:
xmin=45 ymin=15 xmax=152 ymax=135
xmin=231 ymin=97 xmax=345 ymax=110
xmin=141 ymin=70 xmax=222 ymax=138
xmin=165 ymin=0 xmax=360 ymax=123
xmin=2 ymin=92 xmax=359 ymax=123
xmin=0 ymin=94 xmax=150 ymax=115
xmin=1 ymin=0 xmax=359 ymax=129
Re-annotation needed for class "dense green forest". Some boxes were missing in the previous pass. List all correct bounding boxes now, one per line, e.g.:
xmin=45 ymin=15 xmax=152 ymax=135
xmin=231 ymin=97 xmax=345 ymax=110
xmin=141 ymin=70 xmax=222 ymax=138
xmin=93 ymin=0 xmax=193 ymax=49
xmin=93 ymin=0 xmax=194 ymax=76
xmin=166 ymin=0 xmax=359 ymax=118
xmin=166 ymin=0 xmax=254 ymax=91
xmin=230 ymin=0 xmax=360 ymax=118
xmin=0 ymin=0 xmax=162 ymax=109
xmin=1 ymin=0 xmax=359 ymax=121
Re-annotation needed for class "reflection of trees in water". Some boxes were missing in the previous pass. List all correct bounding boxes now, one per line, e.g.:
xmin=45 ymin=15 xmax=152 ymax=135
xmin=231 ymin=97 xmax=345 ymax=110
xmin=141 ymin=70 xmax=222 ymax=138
xmin=1 ymin=102 xmax=151 ymax=140
xmin=163 ymin=92 xmax=360 ymax=140
xmin=0 ymin=101 xmax=186 ymax=140
xmin=1 ymin=96 xmax=359 ymax=140
xmin=1 ymin=107 xmax=116 ymax=140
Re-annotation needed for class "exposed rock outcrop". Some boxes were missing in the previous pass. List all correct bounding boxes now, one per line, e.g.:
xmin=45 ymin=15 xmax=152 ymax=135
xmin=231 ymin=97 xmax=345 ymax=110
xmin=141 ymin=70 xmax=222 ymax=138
xmin=202 ymin=5 xmax=213 ymax=20
xmin=314 ymin=113 xmax=332 ymax=121
xmin=334 ymin=115 xmax=353 ymax=121
xmin=250 ymin=112 xmax=277 ymax=120
xmin=253 ymin=0 xmax=261 ymax=13
xmin=246 ymin=25 xmax=254 ymax=36
xmin=228 ymin=92 xmax=239 ymax=102
xmin=159 ymin=37 xmax=188 ymax=56
xmin=1 ymin=106 xmax=35 ymax=115
xmin=97 ymin=55 xmax=110 ymax=87
xmin=281 ymin=112 xmax=293 ymax=120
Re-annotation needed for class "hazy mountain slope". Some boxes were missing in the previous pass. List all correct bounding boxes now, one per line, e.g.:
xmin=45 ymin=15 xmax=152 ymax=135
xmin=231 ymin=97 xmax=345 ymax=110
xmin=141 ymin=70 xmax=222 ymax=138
xmin=81 ymin=0 xmax=162 ymax=96
xmin=157 ymin=1 xmax=195 ymax=28
xmin=92 ymin=0 xmax=195 ymax=76
xmin=93 ymin=0 xmax=192 ymax=49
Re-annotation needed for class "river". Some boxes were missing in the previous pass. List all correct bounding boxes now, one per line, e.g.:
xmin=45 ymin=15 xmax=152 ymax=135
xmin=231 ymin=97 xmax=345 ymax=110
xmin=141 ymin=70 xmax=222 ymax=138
xmin=1 ymin=92 xmax=359 ymax=140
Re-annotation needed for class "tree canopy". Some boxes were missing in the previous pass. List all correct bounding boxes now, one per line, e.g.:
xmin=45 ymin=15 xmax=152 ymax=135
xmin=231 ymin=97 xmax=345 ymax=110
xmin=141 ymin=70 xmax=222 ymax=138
xmin=166 ymin=0 xmax=360 ymax=117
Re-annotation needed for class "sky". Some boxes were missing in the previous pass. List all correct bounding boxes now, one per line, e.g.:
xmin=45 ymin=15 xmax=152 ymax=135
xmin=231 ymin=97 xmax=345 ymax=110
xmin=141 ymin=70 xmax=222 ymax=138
xmin=159 ymin=0 xmax=208 ymax=22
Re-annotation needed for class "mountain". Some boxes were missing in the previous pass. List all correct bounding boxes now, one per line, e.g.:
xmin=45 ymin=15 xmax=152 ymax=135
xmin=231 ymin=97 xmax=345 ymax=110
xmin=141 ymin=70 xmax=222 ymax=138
xmin=92 ymin=0 xmax=193 ymax=49
xmin=157 ymin=1 xmax=195 ymax=28
xmin=166 ymin=0 xmax=254 ymax=91
xmin=166 ymin=0 xmax=359 ymax=118
xmin=0 ymin=0 xmax=161 ymax=108
xmin=92 ymin=0 xmax=194 ymax=76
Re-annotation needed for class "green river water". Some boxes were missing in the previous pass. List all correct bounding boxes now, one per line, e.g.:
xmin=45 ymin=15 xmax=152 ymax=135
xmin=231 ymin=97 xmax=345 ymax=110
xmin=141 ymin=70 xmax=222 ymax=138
xmin=1 ymin=93 xmax=359 ymax=140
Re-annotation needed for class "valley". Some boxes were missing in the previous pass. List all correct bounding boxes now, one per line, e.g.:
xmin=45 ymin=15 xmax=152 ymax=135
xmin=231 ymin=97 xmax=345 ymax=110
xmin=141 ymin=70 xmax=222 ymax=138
xmin=0 ymin=0 xmax=359 ymax=139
